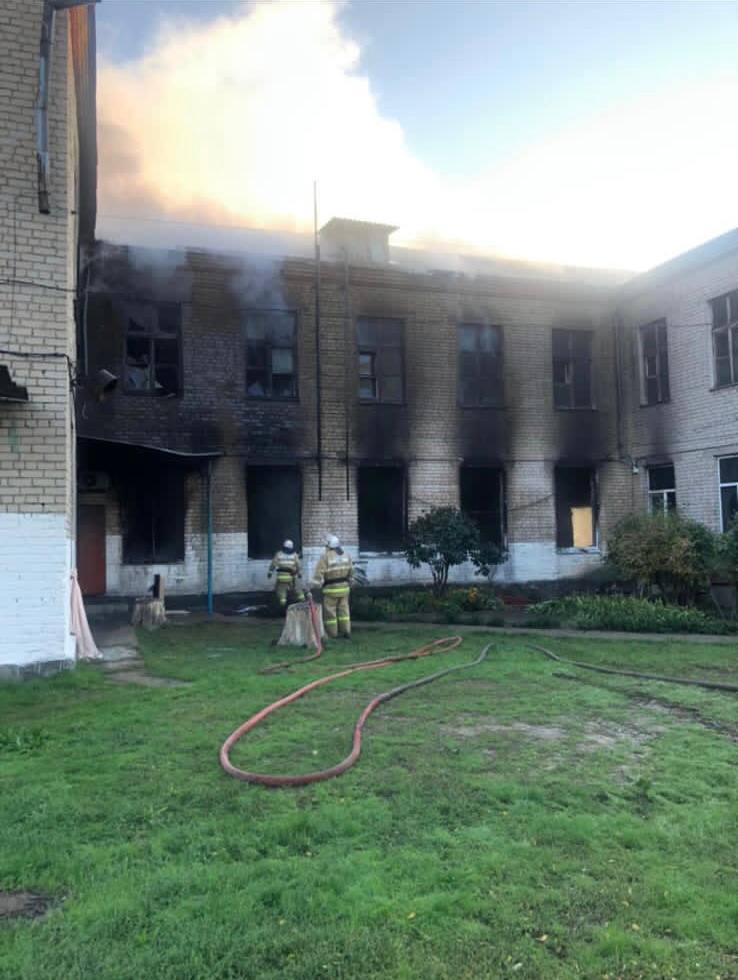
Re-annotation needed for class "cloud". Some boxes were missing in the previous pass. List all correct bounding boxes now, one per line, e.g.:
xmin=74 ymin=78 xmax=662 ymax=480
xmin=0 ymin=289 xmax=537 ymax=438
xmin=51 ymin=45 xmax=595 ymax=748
xmin=97 ymin=1 xmax=738 ymax=270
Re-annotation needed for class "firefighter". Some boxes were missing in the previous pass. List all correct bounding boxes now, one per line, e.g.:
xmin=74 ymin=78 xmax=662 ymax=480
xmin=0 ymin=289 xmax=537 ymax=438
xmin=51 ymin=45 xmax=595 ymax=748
xmin=268 ymin=539 xmax=304 ymax=610
xmin=309 ymin=534 xmax=354 ymax=639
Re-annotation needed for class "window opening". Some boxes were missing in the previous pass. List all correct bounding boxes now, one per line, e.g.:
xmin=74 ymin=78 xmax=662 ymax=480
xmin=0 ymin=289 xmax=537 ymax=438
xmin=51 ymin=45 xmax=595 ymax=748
xmin=711 ymin=290 xmax=738 ymax=388
xmin=459 ymin=466 xmax=504 ymax=545
xmin=457 ymin=324 xmax=504 ymax=407
xmin=121 ymin=466 xmax=185 ymax=563
xmin=639 ymin=320 xmax=670 ymax=405
xmin=648 ymin=464 xmax=676 ymax=514
xmin=247 ymin=466 xmax=301 ymax=558
xmin=552 ymin=329 xmax=593 ymax=409
xmin=719 ymin=456 xmax=738 ymax=530
xmin=555 ymin=466 xmax=597 ymax=548
xmin=356 ymin=317 xmax=404 ymax=403
xmin=245 ymin=311 xmax=297 ymax=399
xmin=358 ymin=466 xmax=406 ymax=551
xmin=123 ymin=301 xmax=181 ymax=396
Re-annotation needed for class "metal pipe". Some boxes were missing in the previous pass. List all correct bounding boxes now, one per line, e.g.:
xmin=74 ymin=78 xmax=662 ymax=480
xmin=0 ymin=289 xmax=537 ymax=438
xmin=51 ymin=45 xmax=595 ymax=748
xmin=343 ymin=249 xmax=351 ymax=500
xmin=207 ymin=459 xmax=214 ymax=615
xmin=36 ymin=1 xmax=55 ymax=214
xmin=313 ymin=181 xmax=323 ymax=501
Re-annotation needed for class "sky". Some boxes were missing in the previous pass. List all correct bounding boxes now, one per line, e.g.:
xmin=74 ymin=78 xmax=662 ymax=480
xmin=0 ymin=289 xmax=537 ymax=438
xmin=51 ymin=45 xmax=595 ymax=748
xmin=95 ymin=0 xmax=738 ymax=270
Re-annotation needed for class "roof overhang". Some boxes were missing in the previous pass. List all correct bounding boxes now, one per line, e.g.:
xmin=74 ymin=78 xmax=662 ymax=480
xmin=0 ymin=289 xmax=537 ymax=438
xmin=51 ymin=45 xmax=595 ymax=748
xmin=78 ymin=435 xmax=222 ymax=458
xmin=0 ymin=365 xmax=29 ymax=403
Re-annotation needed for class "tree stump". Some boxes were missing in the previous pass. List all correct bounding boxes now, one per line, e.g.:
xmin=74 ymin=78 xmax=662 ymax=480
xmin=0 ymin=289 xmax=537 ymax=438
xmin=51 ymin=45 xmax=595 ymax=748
xmin=278 ymin=601 xmax=326 ymax=648
xmin=131 ymin=597 xmax=167 ymax=630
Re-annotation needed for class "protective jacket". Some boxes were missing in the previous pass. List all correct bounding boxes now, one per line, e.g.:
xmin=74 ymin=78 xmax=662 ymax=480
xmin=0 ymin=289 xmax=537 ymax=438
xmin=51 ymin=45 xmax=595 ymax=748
xmin=269 ymin=550 xmax=302 ymax=586
xmin=310 ymin=547 xmax=354 ymax=596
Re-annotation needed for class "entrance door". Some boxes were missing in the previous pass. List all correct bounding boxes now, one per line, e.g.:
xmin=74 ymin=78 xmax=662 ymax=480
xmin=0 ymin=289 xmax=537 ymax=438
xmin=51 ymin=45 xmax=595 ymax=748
xmin=77 ymin=504 xmax=106 ymax=595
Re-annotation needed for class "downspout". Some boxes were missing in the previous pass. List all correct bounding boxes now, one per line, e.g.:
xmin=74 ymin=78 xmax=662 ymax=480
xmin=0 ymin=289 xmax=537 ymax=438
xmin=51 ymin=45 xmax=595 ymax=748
xmin=313 ymin=182 xmax=323 ymax=500
xmin=207 ymin=459 xmax=214 ymax=616
xmin=36 ymin=1 xmax=55 ymax=214
xmin=613 ymin=311 xmax=626 ymax=463
xmin=343 ymin=248 xmax=351 ymax=500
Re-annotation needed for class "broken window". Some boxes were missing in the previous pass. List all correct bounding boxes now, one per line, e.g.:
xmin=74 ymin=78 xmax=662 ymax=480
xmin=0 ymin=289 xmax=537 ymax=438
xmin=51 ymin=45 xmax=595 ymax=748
xmin=356 ymin=317 xmax=404 ymax=403
xmin=555 ymin=466 xmax=597 ymax=549
xmin=247 ymin=466 xmax=301 ymax=558
xmin=245 ymin=311 xmax=297 ymax=399
xmin=639 ymin=320 xmax=670 ymax=405
xmin=457 ymin=324 xmax=504 ymax=407
xmin=648 ymin=464 xmax=676 ymax=514
xmin=719 ymin=456 xmax=738 ymax=530
xmin=121 ymin=466 xmax=185 ymax=563
xmin=358 ymin=466 xmax=406 ymax=552
xmin=711 ymin=290 xmax=738 ymax=387
xmin=123 ymin=301 xmax=181 ymax=396
xmin=552 ymin=329 xmax=593 ymax=409
xmin=460 ymin=466 xmax=505 ymax=545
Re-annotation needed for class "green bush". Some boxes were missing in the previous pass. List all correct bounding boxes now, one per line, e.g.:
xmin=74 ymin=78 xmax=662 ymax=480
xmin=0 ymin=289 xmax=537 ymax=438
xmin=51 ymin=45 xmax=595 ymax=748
xmin=607 ymin=513 xmax=718 ymax=603
xmin=527 ymin=595 xmax=733 ymax=634
xmin=351 ymin=586 xmax=503 ymax=623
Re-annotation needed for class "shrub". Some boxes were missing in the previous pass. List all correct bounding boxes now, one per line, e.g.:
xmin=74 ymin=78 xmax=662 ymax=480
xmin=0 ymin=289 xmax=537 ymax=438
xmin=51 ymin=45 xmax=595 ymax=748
xmin=527 ymin=595 xmax=733 ymax=634
xmin=404 ymin=506 xmax=507 ymax=595
xmin=606 ymin=513 xmax=717 ymax=604
xmin=350 ymin=587 xmax=503 ymax=623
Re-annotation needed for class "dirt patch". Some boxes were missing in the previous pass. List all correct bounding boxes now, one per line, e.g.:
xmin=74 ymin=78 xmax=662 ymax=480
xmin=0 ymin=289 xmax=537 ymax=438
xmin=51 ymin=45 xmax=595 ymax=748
xmin=0 ymin=891 xmax=51 ymax=920
xmin=442 ymin=718 xmax=566 ymax=741
xmin=630 ymin=695 xmax=738 ymax=740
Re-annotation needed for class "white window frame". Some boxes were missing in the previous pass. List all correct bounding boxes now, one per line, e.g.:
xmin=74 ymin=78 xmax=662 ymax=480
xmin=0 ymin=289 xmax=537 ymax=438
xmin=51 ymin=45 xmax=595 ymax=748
xmin=711 ymin=290 xmax=738 ymax=388
xmin=647 ymin=464 xmax=676 ymax=515
xmin=718 ymin=455 xmax=738 ymax=531
xmin=638 ymin=319 xmax=670 ymax=406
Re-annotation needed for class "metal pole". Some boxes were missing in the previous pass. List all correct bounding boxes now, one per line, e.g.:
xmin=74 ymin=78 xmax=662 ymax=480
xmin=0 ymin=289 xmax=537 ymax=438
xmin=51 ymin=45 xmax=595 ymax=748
xmin=314 ymin=181 xmax=323 ymax=501
xmin=207 ymin=459 xmax=213 ymax=615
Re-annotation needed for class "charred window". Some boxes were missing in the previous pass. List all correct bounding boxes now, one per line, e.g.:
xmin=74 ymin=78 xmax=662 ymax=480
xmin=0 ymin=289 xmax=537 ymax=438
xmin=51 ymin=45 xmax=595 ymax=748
xmin=555 ymin=466 xmax=597 ymax=549
xmin=552 ymin=329 xmax=593 ymax=409
xmin=648 ymin=464 xmax=676 ymax=515
xmin=123 ymin=301 xmax=181 ymax=396
xmin=460 ymin=466 xmax=504 ymax=545
xmin=358 ymin=466 xmax=406 ymax=552
xmin=121 ymin=466 xmax=185 ymax=563
xmin=356 ymin=317 xmax=404 ymax=403
xmin=719 ymin=456 xmax=738 ymax=531
xmin=711 ymin=290 xmax=738 ymax=387
xmin=247 ymin=466 xmax=301 ymax=558
xmin=245 ymin=311 xmax=297 ymax=399
xmin=458 ymin=324 xmax=504 ymax=407
xmin=639 ymin=320 xmax=670 ymax=405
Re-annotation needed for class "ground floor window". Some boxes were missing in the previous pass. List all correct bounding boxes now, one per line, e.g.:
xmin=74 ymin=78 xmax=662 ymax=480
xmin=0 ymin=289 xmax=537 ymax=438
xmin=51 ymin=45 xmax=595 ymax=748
xmin=555 ymin=466 xmax=597 ymax=549
xmin=648 ymin=464 xmax=676 ymax=515
xmin=459 ymin=466 xmax=504 ymax=545
xmin=247 ymin=466 xmax=302 ymax=559
xmin=719 ymin=456 xmax=738 ymax=530
xmin=121 ymin=466 xmax=185 ymax=563
xmin=358 ymin=465 xmax=406 ymax=552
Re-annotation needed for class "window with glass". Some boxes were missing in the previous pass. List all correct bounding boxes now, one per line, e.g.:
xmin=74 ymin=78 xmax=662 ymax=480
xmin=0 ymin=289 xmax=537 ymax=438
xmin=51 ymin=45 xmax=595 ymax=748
xmin=245 ymin=311 xmax=297 ymax=399
xmin=719 ymin=456 xmax=738 ymax=530
xmin=555 ymin=466 xmax=597 ymax=548
xmin=123 ymin=301 xmax=181 ymax=396
xmin=648 ymin=464 xmax=676 ymax=514
xmin=552 ymin=329 xmax=593 ymax=409
xmin=457 ymin=324 xmax=504 ymax=407
xmin=711 ymin=290 xmax=738 ymax=388
xmin=639 ymin=319 xmax=670 ymax=405
xmin=356 ymin=317 xmax=404 ymax=403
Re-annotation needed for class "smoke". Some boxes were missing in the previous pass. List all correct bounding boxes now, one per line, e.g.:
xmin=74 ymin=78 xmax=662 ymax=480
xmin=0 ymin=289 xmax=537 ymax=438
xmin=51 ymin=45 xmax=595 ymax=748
xmin=97 ymin=1 xmax=738 ymax=270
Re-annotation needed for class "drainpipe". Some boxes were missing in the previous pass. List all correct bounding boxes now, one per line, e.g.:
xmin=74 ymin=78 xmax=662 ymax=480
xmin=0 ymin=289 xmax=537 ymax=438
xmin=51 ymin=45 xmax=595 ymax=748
xmin=207 ymin=459 xmax=214 ymax=616
xmin=343 ymin=248 xmax=351 ymax=500
xmin=313 ymin=181 xmax=323 ymax=500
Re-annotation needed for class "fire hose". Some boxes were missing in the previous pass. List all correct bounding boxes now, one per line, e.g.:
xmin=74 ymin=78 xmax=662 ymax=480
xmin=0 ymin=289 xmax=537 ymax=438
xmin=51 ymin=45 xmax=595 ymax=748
xmin=259 ymin=594 xmax=325 ymax=675
xmin=220 ymin=636 xmax=492 ymax=787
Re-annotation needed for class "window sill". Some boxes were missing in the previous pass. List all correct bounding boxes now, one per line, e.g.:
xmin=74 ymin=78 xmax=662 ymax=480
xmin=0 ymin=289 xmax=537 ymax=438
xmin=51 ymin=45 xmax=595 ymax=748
xmin=123 ymin=390 xmax=182 ymax=399
xmin=359 ymin=550 xmax=406 ymax=559
xmin=121 ymin=559 xmax=186 ymax=566
xmin=639 ymin=399 xmax=671 ymax=409
xmin=710 ymin=382 xmax=738 ymax=392
xmin=246 ymin=395 xmax=300 ymax=403
xmin=458 ymin=403 xmax=507 ymax=410
xmin=358 ymin=400 xmax=407 ymax=407
xmin=556 ymin=547 xmax=601 ymax=556
xmin=554 ymin=406 xmax=598 ymax=412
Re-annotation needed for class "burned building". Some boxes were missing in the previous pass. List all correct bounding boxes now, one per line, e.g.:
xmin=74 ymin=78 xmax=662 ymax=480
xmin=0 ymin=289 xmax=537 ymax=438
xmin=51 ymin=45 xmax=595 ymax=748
xmin=76 ymin=219 xmax=738 ymax=599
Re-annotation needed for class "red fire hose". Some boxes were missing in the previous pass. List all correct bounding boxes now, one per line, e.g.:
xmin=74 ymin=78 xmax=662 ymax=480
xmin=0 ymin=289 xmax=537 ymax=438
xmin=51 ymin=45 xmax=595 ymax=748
xmin=259 ymin=593 xmax=325 ymax=675
xmin=220 ymin=636 xmax=492 ymax=787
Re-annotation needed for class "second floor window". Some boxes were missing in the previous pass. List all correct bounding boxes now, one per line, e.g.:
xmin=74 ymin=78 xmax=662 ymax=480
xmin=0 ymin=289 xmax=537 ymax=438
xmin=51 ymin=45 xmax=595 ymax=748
xmin=639 ymin=319 xmax=670 ymax=405
xmin=124 ymin=302 xmax=181 ymax=396
xmin=357 ymin=317 xmax=404 ymax=403
xmin=711 ymin=289 xmax=738 ymax=387
xmin=552 ymin=329 xmax=593 ymax=409
xmin=648 ymin=464 xmax=676 ymax=514
xmin=458 ymin=324 xmax=503 ymax=407
xmin=245 ymin=311 xmax=297 ymax=399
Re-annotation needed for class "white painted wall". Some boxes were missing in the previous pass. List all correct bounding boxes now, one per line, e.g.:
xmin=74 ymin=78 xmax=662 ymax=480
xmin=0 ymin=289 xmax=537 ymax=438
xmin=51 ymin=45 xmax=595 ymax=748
xmin=0 ymin=513 xmax=74 ymax=669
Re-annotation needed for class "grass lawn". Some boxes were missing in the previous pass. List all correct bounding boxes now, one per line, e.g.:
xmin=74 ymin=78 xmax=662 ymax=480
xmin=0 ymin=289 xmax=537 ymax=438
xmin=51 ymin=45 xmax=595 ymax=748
xmin=1 ymin=624 xmax=737 ymax=979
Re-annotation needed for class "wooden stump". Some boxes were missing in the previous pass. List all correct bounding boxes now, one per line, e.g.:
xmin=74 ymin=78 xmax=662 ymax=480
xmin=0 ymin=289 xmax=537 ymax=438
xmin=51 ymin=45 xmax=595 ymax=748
xmin=278 ymin=602 xmax=326 ymax=648
xmin=131 ymin=597 xmax=167 ymax=630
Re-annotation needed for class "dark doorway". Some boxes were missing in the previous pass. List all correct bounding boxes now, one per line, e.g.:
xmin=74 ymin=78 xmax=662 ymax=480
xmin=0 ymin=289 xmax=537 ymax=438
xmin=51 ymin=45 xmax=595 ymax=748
xmin=358 ymin=466 xmax=406 ymax=552
xmin=555 ymin=466 xmax=597 ymax=548
xmin=120 ymin=466 xmax=186 ymax=564
xmin=247 ymin=466 xmax=302 ymax=558
xmin=77 ymin=504 xmax=106 ymax=595
xmin=460 ymin=466 xmax=504 ymax=545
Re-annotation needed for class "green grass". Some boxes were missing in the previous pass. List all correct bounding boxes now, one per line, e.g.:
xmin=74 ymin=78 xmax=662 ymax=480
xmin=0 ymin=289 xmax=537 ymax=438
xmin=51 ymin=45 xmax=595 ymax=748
xmin=1 ymin=624 xmax=737 ymax=980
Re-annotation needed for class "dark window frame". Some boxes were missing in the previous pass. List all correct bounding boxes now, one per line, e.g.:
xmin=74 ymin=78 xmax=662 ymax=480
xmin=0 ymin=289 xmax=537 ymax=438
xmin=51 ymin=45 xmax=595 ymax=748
xmin=123 ymin=301 xmax=182 ymax=398
xmin=246 ymin=464 xmax=303 ymax=558
xmin=244 ymin=310 xmax=299 ymax=402
xmin=711 ymin=290 xmax=738 ymax=389
xmin=647 ymin=464 xmax=676 ymax=515
xmin=718 ymin=455 xmax=738 ymax=531
xmin=457 ymin=323 xmax=504 ymax=408
xmin=120 ymin=467 xmax=186 ymax=564
xmin=357 ymin=464 xmax=407 ymax=553
xmin=554 ymin=465 xmax=599 ymax=550
xmin=639 ymin=319 xmax=670 ymax=406
xmin=459 ymin=465 xmax=506 ymax=546
xmin=552 ymin=328 xmax=594 ymax=410
xmin=356 ymin=316 xmax=405 ymax=405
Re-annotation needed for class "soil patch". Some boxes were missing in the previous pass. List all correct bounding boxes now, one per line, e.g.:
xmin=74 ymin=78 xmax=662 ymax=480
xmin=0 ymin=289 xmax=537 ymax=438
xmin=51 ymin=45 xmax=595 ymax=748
xmin=0 ymin=891 xmax=52 ymax=920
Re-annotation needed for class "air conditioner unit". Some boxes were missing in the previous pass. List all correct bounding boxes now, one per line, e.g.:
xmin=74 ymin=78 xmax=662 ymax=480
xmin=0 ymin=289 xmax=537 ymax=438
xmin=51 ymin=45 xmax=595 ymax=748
xmin=78 ymin=470 xmax=110 ymax=492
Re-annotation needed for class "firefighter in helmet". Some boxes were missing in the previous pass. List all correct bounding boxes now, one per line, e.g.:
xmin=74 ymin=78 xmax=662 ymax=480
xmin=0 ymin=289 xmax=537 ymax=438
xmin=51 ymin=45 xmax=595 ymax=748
xmin=309 ymin=534 xmax=353 ymax=639
xmin=268 ymin=539 xmax=304 ymax=610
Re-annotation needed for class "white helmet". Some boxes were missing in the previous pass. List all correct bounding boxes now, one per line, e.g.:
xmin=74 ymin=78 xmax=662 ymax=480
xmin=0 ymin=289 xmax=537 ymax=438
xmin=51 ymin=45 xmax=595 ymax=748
xmin=327 ymin=534 xmax=340 ymax=549
xmin=283 ymin=539 xmax=294 ymax=550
